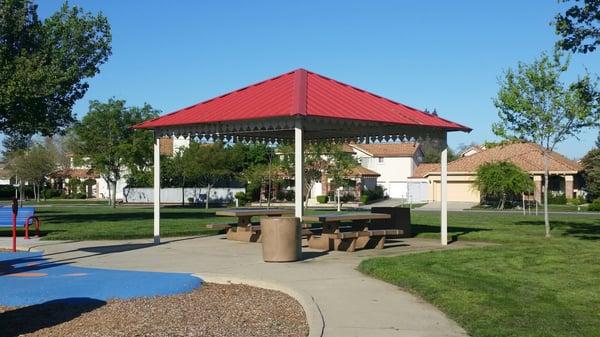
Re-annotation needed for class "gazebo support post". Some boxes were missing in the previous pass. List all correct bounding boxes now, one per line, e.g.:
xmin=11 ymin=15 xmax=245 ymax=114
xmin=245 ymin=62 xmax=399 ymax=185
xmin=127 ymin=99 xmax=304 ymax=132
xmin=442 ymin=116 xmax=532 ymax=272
xmin=153 ymin=136 xmax=161 ymax=244
xmin=441 ymin=148 xmax=448 ymax=246
xmin=294 ymin=121 xmax=304 ymax=219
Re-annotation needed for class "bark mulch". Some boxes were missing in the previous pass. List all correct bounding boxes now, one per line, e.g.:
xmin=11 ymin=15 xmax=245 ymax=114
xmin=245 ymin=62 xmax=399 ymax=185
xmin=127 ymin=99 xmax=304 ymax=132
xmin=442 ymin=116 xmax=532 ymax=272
xmin=0 ymin=283 xmax=309 ymax=337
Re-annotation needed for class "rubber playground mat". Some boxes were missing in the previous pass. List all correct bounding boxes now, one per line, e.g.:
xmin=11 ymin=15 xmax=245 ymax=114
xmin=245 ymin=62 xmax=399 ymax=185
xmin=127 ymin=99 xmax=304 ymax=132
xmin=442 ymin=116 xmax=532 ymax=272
xmin=0 ymin=252 xmax=201 ymax=307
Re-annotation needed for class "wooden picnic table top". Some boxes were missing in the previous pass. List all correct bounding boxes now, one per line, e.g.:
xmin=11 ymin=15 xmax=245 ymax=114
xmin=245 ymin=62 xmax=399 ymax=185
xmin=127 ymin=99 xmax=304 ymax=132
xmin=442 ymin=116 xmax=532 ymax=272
xmin=215 ymin=208 xmax=294 ymax=218
xmin=302 ymin=212 xmax=391 ymax=223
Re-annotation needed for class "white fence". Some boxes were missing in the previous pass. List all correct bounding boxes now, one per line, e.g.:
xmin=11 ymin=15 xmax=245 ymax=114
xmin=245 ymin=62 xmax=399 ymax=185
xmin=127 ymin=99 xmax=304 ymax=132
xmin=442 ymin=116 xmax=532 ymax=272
xmin=123 ymin=187 xmax=245 ymax=204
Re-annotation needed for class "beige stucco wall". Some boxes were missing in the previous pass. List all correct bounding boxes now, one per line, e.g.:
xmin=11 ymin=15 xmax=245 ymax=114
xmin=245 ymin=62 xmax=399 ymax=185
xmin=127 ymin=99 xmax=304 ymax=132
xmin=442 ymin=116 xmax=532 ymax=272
xmin=427 ymin=174 xmax=481 ymax=203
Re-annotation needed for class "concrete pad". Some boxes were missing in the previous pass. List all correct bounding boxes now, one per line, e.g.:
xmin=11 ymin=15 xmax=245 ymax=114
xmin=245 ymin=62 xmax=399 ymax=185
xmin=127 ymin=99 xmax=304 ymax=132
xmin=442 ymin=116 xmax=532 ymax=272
xmin=1 ymin=236 xmax=486 ymax=337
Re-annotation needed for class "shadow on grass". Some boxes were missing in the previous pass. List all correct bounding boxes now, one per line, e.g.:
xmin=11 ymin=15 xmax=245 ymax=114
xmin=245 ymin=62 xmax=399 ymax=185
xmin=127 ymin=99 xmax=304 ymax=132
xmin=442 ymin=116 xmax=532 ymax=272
xmin=36 ymin=210 xmax=219 ymax=225
xmin=516 ymin=219 xmax=600 ymax=241
xmin=0 ymin=298 xmax=106 ymax=337
xmin=411 ymin=224 xmax=491 ymax=243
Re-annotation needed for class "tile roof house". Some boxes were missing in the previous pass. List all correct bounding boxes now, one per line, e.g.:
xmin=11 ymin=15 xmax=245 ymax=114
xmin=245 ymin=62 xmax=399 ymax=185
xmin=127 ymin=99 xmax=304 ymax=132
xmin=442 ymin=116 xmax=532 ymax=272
xmin=410 ymin=142 xmax=583 ymax=203
xmin=320 ymin=142 xmax=428 ymax=200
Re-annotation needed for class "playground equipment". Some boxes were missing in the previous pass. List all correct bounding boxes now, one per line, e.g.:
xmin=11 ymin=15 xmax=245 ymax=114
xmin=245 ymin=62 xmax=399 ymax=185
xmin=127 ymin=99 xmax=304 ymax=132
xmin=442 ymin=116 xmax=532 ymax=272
xmin=0 ymin=199 xmax=41 ymax=252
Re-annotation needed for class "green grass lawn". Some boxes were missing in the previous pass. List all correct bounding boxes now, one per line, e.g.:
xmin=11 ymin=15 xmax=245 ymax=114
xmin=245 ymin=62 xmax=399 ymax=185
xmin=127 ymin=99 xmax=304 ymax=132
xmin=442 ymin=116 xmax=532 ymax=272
xmin=359 ymin=211 xmax=600 ymax=337
xmin=470 ymin=203 xmax=590 ymax=212
xmin=0 ymin=205 xmax=232 ymax=240
xmin=0 ymin=199 xmax=110 ymax=206
xmin=0 ymin=205 xmax=351 ymax=240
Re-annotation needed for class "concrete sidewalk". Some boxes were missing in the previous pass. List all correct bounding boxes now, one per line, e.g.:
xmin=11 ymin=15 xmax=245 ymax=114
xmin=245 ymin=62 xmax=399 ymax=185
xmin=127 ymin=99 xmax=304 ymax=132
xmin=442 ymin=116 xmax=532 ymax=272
xmin=3 ymin=236 xmax=486 ymax=337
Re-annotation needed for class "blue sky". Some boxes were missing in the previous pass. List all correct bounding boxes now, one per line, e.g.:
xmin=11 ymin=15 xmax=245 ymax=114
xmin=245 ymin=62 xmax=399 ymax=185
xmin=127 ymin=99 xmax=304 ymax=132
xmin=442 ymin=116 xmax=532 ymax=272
xmin=36 ymin=1 xmax=599 ymax=158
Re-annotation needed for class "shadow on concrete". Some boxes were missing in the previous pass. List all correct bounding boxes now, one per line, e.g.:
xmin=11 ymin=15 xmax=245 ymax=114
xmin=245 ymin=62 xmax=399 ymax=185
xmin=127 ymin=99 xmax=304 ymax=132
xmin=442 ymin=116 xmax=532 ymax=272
xmin=0 ymin=298 xmax=105 ymax=337
xmin=35 ymin=236 xmax=202 ymax=266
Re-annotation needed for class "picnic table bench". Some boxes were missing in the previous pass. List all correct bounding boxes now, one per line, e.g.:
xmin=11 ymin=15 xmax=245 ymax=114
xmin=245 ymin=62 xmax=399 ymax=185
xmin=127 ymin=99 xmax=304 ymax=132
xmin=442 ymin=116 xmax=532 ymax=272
xmin=303 ymin=212 xmax=402 ymax=252
xmin=214 ymin=209 xmax=294 ymax=242
xmin=0 ymin=207 xmax=41 ymax=239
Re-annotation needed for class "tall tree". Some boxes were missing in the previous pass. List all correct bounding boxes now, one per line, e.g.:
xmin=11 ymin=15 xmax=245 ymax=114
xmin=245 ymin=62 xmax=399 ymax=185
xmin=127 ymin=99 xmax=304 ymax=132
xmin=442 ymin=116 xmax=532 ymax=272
xmin=473 ymin=161 xmax=535 ymax=209
xmin=555 ymin=0 xmax=600 ymax=53
xmin=1 ymin=131 xmax=32 ymax=156
xmin=581 ymin=148 xmax=600 ymax=199
xmin=493 ymin=50 xmax=600 ymax=237
xmin=181 ymin=142 xmax=235 ymax=209
xmin=73 ymin=99 xmax=159 ymax=207
xmin=0 ymin=0 xmax=111 ymax=136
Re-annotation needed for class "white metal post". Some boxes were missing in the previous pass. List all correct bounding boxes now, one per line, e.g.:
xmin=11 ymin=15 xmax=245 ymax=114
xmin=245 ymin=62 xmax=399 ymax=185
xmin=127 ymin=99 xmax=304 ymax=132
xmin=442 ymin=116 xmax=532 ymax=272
xmin=441 ymin=148 xmax=448 ymax=246
xmin=294 ymin=121 xmax=304 ymax=219
xmin=153 ymin=137 xmax=161 ymax=244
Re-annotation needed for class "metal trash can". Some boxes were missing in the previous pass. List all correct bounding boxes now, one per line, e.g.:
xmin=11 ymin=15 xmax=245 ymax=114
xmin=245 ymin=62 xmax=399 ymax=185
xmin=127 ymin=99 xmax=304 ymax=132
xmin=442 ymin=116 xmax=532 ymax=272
xmin=261 ymin=217 xmax=301 ymax=262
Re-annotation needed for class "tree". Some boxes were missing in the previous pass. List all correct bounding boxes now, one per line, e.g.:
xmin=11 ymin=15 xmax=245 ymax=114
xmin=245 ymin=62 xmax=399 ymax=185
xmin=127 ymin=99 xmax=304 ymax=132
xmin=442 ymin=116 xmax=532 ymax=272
xmin=2 ymin=131 xmax=32 ymax=156
xmin=555 ymin=0 xmax=600 ymax=53
xmin=493 ymin=50 xmax=600 ymax=237
xmin=231 ymin=143 xmax=278 ymax=203
xmin=582 ymin=148 xmax=600 ymax=199
xmin=5 ymin=142 xmax=56 ymax=202
xmin=73 ymin=99 xmax=159 ymax=207
xmin=473 ymin=161 xmax=535 ymax=209
xmin=0 ymin=0 xmax=111 ymax=136
xmin=596 ymin=130 xmax=600 ymax=148
xmin=180 ymin=142 xmax=235 ymax=209
xmin=279 ymin=143 xmax=358 ymax=208
xmin=422 ymin=146 xmax=457 ymax=163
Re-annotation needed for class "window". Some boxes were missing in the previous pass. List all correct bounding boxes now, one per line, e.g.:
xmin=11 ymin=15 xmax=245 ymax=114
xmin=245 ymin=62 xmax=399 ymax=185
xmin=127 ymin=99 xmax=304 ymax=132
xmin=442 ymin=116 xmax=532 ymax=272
xmin=378 ymin=157 xmax=384 ymax=163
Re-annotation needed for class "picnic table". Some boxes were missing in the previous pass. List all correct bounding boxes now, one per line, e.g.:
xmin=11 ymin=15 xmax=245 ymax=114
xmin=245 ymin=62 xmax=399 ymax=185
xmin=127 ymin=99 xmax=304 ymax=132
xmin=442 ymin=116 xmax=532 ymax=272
xmin=303 ymin=212 xmax=402 ymax=252
xmin=213 ymin=209 xmax=294 ymax=242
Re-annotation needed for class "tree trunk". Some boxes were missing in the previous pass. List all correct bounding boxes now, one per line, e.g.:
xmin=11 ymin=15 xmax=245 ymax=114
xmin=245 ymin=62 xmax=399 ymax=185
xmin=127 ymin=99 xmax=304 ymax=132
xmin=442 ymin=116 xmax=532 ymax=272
xmin=182 ymin=186 xmax=185 ymax=206
xmin=543 ymin=151 xmax=551 ymax=238
xmin=111 ymin=180 xmax=117 ymax=208
xmin=105 ymin=178 xmax=112 ymax=206
xmin=205 ymin=185 xmax=211 ymax=209
xmin=19 ymin=182 xmax=24 ymax=207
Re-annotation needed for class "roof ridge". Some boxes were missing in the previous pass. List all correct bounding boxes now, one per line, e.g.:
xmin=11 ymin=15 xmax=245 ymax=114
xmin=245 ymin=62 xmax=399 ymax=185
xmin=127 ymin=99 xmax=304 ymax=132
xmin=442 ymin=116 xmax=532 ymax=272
xmin=292 ymin=69 xmax=307 ymax=116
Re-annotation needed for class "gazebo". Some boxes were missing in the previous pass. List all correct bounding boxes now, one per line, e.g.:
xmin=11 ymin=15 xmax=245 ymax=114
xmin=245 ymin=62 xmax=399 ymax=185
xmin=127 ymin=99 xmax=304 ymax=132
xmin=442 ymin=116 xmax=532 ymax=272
xmin=135 ymin=68 xmax=471 ymax=245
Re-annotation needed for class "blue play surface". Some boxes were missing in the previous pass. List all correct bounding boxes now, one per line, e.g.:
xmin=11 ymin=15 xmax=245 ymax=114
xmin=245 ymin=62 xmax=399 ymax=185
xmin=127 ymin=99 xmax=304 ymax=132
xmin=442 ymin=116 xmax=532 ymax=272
xmin=0 ymin=252 xmax=202 ymax=307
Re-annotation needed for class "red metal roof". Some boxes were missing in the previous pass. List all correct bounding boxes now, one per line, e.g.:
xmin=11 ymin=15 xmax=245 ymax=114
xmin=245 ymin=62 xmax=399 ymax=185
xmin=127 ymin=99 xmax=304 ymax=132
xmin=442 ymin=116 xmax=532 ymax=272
xmin=135 ymin=69 xmax=471 ymax=131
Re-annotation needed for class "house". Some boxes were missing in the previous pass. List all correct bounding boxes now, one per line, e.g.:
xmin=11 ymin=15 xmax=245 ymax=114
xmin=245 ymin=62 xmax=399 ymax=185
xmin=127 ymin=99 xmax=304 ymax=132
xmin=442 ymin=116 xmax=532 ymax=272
xmin=0 ymin=161 xmax=13 ymax=186
xmin=49 ymin=154 xmax=128 ymax=200
xmin=458 ymin=145 xmax=485 ymax=157
xmin=347 ymin=142 xmax=425 ymax=199
xmin=410 ymin=142 xmax=583 ymax=203
xmin=308 ymin=142 xmax=429 ymax=201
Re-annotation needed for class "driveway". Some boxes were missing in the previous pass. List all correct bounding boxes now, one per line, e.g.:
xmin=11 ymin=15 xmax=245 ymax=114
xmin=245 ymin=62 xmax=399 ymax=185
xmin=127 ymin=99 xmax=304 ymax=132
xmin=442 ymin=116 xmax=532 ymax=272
xmin=3 ymin=236 xmax=488 ymax=337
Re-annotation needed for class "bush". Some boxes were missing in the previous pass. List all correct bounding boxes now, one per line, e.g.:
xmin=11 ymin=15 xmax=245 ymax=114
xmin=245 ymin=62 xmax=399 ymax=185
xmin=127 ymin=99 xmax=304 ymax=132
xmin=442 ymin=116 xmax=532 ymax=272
xmin=588 ymin=199 xmax=600 ymax=212
xmin=70 ymin=192 xmax=87 ymax=199
xmin=360 ymin=186 xmax=385 ymax=204
xmin=43 ymin=188 xmax=65 ymax=199
xmin=285 ymin=190 xmax=294 ymax=202
xmin=568 ymin=196 xmax=585 ymax=206
xmin=235 ymin=192 xmax=248 ymax=206
xmin=316 ymin=195 xmax=329 ymax=204
xmin=275 ymin=190 xmax=287 ymax=201
xmin=340 ymin=194 xmax=355 ymax=202
xmin=187 ymin=197 xmax=195 ymax=204
xmin=547 ymin=194 xmax=567 ymax=205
